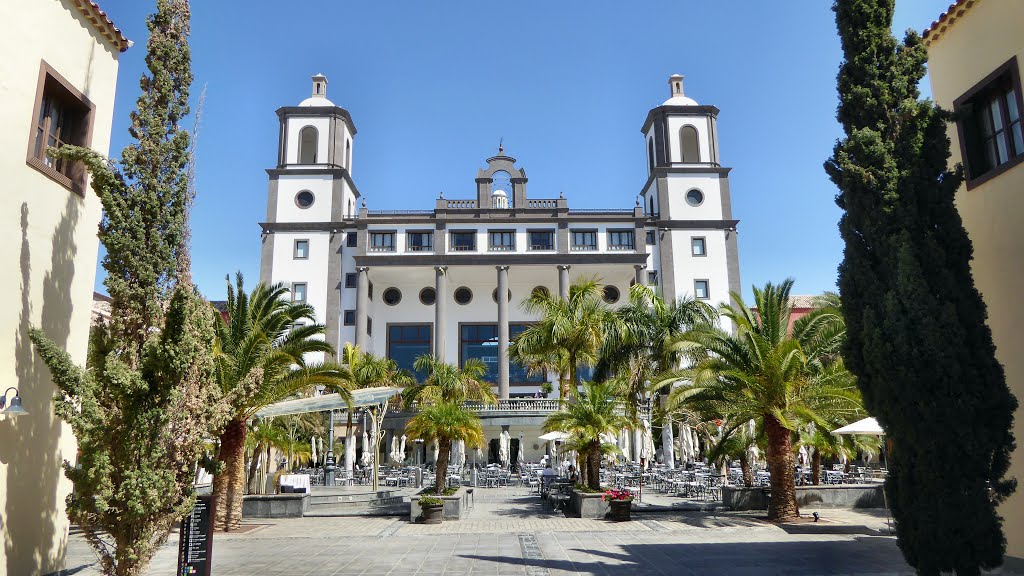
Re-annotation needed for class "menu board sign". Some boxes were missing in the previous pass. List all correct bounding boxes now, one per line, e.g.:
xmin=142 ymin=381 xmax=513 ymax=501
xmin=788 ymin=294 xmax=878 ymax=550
xmin=177 ymin=494 xmax=214 ymax=576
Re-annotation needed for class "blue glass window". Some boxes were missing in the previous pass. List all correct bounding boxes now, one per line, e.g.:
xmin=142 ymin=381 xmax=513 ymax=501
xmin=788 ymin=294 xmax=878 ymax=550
xmin=460 ymin=324 xmax=546 ymax=384
xmin=388 ymin=324 xmax=431 ymax=381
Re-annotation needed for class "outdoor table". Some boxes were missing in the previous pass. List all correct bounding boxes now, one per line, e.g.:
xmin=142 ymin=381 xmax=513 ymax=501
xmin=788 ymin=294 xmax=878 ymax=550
xmin=279 ymin=474 xmax=311 ymax=493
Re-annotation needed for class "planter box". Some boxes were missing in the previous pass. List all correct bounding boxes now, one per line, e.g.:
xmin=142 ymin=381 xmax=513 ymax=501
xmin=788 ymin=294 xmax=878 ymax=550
xmin=242 ymin=493 xmax=310 ymax=518
xmin=568 ymin=490 xmax=609 ymax=519
xmin=722 ymin=484 xmax=885 ymax=511
xmin=410 ymin=487 xmax=468 ymax=522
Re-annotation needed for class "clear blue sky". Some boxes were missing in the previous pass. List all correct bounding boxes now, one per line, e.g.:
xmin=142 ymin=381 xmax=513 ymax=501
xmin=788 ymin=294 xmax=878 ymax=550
xmin=93 ymin=0 xmax=953 ymax=301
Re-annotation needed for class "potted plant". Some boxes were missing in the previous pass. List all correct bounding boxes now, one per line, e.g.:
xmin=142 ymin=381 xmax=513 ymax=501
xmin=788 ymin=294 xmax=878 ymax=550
xmin=419 ymin=496 xmax=444 ymax=524
xmin=603 ymin=489 xmax=634 ymax=521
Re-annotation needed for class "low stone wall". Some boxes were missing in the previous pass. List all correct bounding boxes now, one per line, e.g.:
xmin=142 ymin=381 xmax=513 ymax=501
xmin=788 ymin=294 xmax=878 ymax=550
xmin=568 ymin=490 xmax=609 ymax=519
xmin=409 ymin=487 xmax=469 ymax=522
xmin=242 ymin=493 xmax=310 ymax=518
xmin=722 ymin=484 xmax=885 ymax=511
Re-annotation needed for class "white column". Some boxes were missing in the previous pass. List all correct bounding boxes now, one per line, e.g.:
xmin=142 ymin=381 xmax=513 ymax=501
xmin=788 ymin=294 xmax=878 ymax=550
xmin=434 ymin=266 xmax=447 ymax=361
xmin=497 ymin=265 xmax=510 ymax=399
xmin=355 ymin=266 xmax=369 ymax=349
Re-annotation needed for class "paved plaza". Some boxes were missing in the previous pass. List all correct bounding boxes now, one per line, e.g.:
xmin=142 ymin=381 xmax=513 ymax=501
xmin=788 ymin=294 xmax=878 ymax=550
xmin=62 ymin=488 xmax=1019 ymax=575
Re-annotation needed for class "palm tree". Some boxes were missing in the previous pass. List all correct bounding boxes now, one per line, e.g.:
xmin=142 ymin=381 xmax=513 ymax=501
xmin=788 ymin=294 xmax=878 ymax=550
xmin=245 ymin=418 xmax=288 ymax=493
xmin=405 ymin=401 xmax=486 ymax=495
xmin=403 ymin=355 xmax=497 ymax=406
xmin=211 ymin=274 xmax=353 ymax=530
xmin=512 ymin=278 xmax=618 ymax=398
xmin=543 ymin=380 xmax=632 ymax=489
xmin=660 ymin=280 xmax=863 ymax=521
xmin=331 ymin=344 xmax=413 ymax=475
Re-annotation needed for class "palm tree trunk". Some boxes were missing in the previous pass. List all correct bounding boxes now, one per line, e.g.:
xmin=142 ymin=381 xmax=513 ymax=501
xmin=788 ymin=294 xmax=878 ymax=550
xmin=740 ymin=453 xmax=753 ymax=487
xmin=764 ymin=415 xmax=799 ymax=522
xmin=214 ymin=417 xmax=247 ymax=531
xmin=812 ymin=449 xmax=821 ymax=486
xmin=246 ymin=440 xmax=263 ymax=493
xmin=568 ymin=352 xmax=578 ymax=398
xmin=587 ymin=444 xmax=601 ymax=490
xmin=434 ymin=437 xmax=452 ymax=495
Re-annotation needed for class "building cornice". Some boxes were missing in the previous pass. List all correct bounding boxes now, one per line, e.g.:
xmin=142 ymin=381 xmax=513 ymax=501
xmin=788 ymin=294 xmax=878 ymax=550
xmin=641 ymin=105 xmax=720 ymax=134
xmin=266 ymin=166 xmax=361 ymax=198
xmin=276 ymin=105 xmax=357 ymax=136
xmin=259 ymin=216 xmax=739 ymax=233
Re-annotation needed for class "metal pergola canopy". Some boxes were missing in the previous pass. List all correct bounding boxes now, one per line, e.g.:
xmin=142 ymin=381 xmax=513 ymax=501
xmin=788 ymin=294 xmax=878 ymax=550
xmin=255 ymin=386 xmax=402 ymax=419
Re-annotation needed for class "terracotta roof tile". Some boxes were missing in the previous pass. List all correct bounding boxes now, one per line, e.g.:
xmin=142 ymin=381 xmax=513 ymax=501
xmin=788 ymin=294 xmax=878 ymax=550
xmin=922 ymin=0 xmax=978 ymax=46
xmin=71 ymin=0 xmax=131 ymax=53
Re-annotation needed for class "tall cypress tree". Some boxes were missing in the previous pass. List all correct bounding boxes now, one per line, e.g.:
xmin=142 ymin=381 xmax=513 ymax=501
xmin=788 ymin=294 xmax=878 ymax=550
xmin=29 ymin=1 xmax=225 ymax=575
xmin=826 ymin=1 xmax=1017 ymax=574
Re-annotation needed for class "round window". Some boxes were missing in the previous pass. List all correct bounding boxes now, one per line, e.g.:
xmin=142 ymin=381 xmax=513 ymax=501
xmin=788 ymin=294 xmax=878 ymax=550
xmin=383 ymin=288 xmax=402 ymax=306
xmin=419 ymin=287 xmax=436 ymax=305
xmin=603 ymin=285 xmax=620 ymax=304
xmin=492 ymin=288 xmax=512 ymax=303
xmin=531 ymin=286 xmax=551 ymax=300
xmin=454 ymin=287 xmax=473 ymax=305
xmin=685 ymin=189 xmax=704 ymax=207
xmin=295 ymin=190 xmax=315 ymax=208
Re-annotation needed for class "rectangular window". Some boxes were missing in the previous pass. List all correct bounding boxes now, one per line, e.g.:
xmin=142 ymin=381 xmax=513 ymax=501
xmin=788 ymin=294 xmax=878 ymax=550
xmin=388 ymin=324 xmax=432 ymax=381
xmin=347 ymin=233 xmax=357 ymax=247
xmin=460 ymin=324 xmax=545 ymax=385
xmin=345 ymin=273 xmax=357 ymax=288
xmin=367 ymin=317 xmax=372 ymax=337
xmin=344 ymin=310 xmax=355 ymax=326
xmin=528 ymin=230 xmax=555 ymax=251
xmin=292 ymin=282 xmax=307 ymax=303
xmin=692 ymin=237 xmax=706 ymax=256
xmin=648 ymin=271 xmax=659 ymax=286
xmin=450 ymin=231 xmax=477 ymax=251
xmin=694 ymin=279 xmax=709 ymax=300
xmin=608 ymin=230 xmax=635 ymax=251
xmin=489 ymin=230 xmax=516 ymax=251
xmin=369 ymin=232 xmax=395 ymax=252
xmin=407 ymin=231 xmax=433 ymax=252
xmin=294 ymin=239 xmax=309 ymax=259
xmin=571 ymin=230 xmax=598 ymax=251
xmin=646 ymin=230 xmax=657 ymax=245
xmin=27 ymin=62 xmax=95 ymax=195
xmin=955 ymin=57 xmax=1024 ymax=187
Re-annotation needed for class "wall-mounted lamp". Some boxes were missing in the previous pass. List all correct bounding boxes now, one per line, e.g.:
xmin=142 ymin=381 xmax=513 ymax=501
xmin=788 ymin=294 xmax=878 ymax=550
xmin=0 ymin=387 xmax=28 ymax=417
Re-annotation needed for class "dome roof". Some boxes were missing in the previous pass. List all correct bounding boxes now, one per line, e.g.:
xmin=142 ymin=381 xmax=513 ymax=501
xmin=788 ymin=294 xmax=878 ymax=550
xmin=299 ymin=95 xmax=335 ymax=107
xmin=491 ymin=188 xmax=507 ymax=197
xmin=662 ymin=94 xmax=699 ymax=106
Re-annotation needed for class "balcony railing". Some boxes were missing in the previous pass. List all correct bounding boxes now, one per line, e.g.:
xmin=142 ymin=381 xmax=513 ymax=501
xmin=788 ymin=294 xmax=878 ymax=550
xmin=526 ymin=199 xmax=559 ymax=209
xmin=608 ymin=243 xmax=635 ymax=251
xmin=464 ymin=399 xmax=561 ymax=413
xmin=445 ymin=200 xmax=477 ymax=209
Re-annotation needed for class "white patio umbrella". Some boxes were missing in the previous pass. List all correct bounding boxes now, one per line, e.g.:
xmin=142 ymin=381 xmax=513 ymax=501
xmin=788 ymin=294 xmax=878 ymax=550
xmin=499 ymin=430 xmax=511 ymax=466
xmin=641 ymin=419 xmax=655 ymax=463
xmin=360 ymin=430 xmax=372 ymax=466
xmin=391 ymin=436 xmax=401 ymax=464
xmin=619 ymin=430 xmax=632 ymax=462
xmin=832 ymin=417 xmax=884 ymax=436
xmin=311 ymin=436 xmax=318 ymax=466
xmin=432 ymin=441 xmax=439 ymax=464
xmin=538 ymin=431 xmax=569 ymax=441
xmin=399 ymin=435 xmax=407 ymax=461
xmin=661 ymin=417 xmax=676 ymax=469
xmin=833 ymin=416 xmax=891 ymax=533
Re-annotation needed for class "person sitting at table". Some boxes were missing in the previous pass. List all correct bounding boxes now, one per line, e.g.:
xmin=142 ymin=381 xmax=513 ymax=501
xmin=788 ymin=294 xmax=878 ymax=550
xmin=568 ymin=465 xmax=579 ymax=484
xmin=541 ymin=463 xmax=556 ymax=490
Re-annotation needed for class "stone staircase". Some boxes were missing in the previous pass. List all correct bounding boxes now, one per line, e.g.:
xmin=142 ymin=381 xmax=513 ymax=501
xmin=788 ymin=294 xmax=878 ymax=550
xmin=303 ymin=487 xmax=410 ymax=517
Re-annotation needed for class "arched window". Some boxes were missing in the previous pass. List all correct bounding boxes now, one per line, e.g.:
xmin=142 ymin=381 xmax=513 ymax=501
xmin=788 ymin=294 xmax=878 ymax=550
xmin=298 ymin=125 xmax=318 ymax=164
xmin=345 ymin=139 xmax=352 ymax=169
xmin=348 ymin=199 xmax=354 ymax=217
xmin=680 ymin=126 xmax=700 ymax=163
xmin=647 ymin=138 xmax=656 ymax=174
xmin=648 ymin=195 xmax=655 ymax=216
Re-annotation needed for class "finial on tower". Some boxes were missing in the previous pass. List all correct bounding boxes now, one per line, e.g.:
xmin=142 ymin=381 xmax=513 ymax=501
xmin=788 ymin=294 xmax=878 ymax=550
xmin=312 ymin=73 xmax=327 ymax=97
xmin=498 ymin=137 xmax=504 ymax=155
xmin=669 ymin=74 xmax=684 ymax=98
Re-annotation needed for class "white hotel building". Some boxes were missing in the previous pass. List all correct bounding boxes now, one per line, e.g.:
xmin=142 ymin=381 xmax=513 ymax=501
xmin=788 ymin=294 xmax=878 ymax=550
xmin=259 ymin=74 xmax=741 ymax=463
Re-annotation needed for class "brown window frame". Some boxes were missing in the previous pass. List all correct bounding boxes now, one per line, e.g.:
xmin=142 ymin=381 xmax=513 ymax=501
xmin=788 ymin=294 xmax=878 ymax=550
xmin=954 ymin=57 xmax=1024 ymax=190
xmin=26 ymin=61 xmax=96 ymax=196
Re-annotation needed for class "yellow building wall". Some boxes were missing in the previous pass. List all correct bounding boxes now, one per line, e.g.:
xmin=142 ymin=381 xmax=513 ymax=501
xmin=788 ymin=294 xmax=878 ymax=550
xmin=0 ymin=0 xmax=122 ymax=573
xmin=925 ymin=0 xmax=1024 ymax=562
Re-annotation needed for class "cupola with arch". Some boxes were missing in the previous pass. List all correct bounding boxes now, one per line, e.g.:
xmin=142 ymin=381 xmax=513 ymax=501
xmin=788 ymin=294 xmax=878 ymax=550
xmin=641 ymin=74 xmax=722 ymax=172
xmin=276 ymin=73 xmax=358 ymax=173
xmin=475 ymin=145 xmax=528 ymax=209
